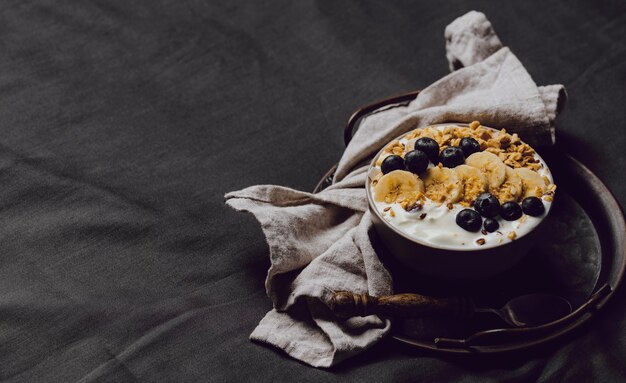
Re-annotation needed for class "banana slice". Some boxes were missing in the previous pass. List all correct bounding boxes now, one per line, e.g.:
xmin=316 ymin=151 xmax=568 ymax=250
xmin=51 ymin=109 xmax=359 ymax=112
xmin=515 ymin=167 xmax=548 ymax=198
xmin=465 ymin=151 xmax=507 ymax=190
xmin=454 ymin=165 xmax=487 ymax=204
xmin=423 ymin=166 xmax=462 ymax=203
xmin=491 ymin=166 xmax=523 ymax=203
xmin=374 ymin=170 xmax=425 ymax=204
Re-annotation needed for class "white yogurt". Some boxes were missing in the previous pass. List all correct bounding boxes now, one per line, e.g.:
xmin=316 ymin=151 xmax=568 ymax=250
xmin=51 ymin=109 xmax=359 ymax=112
xmin=368 ymin=124 xmax=554 ymax=250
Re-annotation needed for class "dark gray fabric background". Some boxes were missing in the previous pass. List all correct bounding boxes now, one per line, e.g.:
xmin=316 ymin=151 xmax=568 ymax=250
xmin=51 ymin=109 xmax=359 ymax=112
xmin=0 ymin=0 xmax=624 ymax=382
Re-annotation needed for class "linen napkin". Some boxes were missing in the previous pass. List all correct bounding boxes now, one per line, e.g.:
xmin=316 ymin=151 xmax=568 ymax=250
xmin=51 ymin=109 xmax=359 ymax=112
xmin=225 ymin=10 xmax=566 ymax=368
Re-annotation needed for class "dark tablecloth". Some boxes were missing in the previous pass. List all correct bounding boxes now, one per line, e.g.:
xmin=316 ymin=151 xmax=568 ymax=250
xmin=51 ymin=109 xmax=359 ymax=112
xmin=1 ymin=1 xmax=625 ymax=382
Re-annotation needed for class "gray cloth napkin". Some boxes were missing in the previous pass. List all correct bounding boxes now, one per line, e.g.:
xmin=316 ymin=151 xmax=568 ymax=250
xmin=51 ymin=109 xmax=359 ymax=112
xmin=225 ymin=11 xmax=567 ymax=368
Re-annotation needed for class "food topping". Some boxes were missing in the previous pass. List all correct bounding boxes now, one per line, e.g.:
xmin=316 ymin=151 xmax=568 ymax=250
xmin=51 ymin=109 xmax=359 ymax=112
xmin=413 ymin=137 xmax=440 ymax=164
xmin=500 ymin=201 xmax=523 ymax=221
xmin=483 ymin=218 xmax=500 ymax=233
xmin=456 ymin=209 xmax=483 ymax=232
xmin=521 ymin=196 xmax=545 ymax=217
xmin=439 ymin=146 xmax=465 ymax=168
xmin=381 ymin=154 xmax=405 ymax=174
xmin=474 ymin=192 xmax=501 ymax=218
xmin=404 ymin=149 xmax=429 ymax=174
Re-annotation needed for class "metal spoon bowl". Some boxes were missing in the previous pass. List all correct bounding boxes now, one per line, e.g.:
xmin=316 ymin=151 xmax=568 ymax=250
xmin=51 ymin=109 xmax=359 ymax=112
xmin=475 ymin=293 xmax=573 ymax=327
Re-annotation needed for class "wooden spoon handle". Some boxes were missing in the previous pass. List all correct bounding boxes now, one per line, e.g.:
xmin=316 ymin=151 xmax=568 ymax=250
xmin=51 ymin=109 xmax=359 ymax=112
xmin=329 ymin=291 xmax=474 ymax=319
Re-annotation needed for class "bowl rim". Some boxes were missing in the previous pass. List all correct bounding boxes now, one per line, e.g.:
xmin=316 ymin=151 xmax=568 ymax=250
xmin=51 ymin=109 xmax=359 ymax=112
xmin=365 ymin=122 xmax=554 ymax=252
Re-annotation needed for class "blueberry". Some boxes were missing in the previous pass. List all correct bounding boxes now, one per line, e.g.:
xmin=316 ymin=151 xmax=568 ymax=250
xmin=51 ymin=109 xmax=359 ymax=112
xmin=501 ymin=201 xmax=523 ymax=221
xmin=483 ymin=218 xmax=499 ymax=232
xmin=474 ymin=193 xmax=501 ymax=218
xmin=459 ymin=137 xmax=481 ymax=157
xmin=404 ymin=149 xmax=429 ymax=174
xmin=414 ymin=137 xmax=440 ymax=164
xmin=380 ymin=155 xmax=405 ymax=174
xmin=456 ymin=209 xmax=483 ymax=232
xmin=439 ymin=147 xmax=465 ymax=168
xmin=521 ymin=197 xmax=545 ymax=216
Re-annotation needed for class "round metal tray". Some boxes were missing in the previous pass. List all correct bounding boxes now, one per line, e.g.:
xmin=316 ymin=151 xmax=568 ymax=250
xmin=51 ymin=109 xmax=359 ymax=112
xmin=314 ymin=90 xmax=625 ymax=354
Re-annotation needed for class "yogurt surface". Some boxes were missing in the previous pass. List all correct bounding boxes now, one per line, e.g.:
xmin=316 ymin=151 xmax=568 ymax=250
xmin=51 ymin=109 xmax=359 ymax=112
xmin=368 ymin=123 xmax=554 ymax=250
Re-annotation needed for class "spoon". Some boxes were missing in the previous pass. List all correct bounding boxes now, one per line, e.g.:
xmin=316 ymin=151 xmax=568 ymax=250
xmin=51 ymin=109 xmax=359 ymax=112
xmin=329 ymin=291 xmax=572 ymax=327
xmin=476 ymin=293 xmax=572 ymax=327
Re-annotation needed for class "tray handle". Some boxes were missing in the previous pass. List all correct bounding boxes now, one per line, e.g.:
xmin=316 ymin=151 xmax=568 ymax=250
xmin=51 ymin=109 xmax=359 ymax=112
xmin=313 ymin=90 xmax=421 ymax=194
xmin=343 ymin=90 xmax=421 ymax=146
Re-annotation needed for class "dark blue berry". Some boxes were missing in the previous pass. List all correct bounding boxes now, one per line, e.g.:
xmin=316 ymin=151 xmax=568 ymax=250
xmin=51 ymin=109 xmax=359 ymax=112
xmin=456 ymin=209 xmax=483 ymax=232
xmin=474 ymin=193 xmax=501 ymax=218
xmin=439 ymin=147 xmax=465 ymax=168
xmin=501 ymin=201 xmax=523 ymax=221
xmin=483 ymin=218 xmax=499 ymax=232
xmin=414 ymin=137 xmax=440 ymax=164
xmin=459 ymin=137 xmax=481 ymax=157
xmin=521 ymin=197 xmax=545 ymax=216
xmin=404 ymin=149 xmax=429 ymax=174
xmin=381 ymin=155 xmax=405 ymax=174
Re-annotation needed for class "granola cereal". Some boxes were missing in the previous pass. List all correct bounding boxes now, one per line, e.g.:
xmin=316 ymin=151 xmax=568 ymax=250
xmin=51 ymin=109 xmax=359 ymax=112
xmin=403 ymin=122 xmax=540 ymax=171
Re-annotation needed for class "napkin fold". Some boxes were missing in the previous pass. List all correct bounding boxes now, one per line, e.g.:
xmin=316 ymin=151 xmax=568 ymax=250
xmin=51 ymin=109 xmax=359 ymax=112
xmin=225 ymin=11 xmax=566 ymax=368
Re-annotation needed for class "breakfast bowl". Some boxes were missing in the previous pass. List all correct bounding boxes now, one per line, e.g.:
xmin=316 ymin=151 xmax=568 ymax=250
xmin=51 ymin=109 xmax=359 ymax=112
xmin=314 ymin=92 xmax=624 ymax=354
xmin=366 ymin=122 xmax=556 ymax=279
